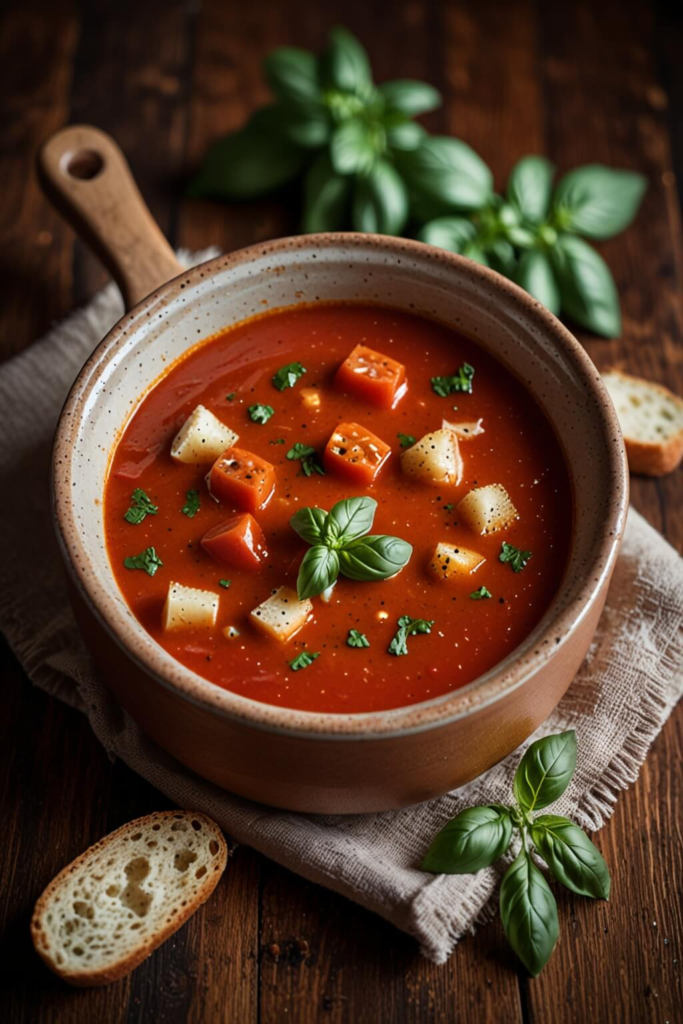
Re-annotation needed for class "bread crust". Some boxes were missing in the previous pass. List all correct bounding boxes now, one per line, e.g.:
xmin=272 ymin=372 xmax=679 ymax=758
xmin=603 ymin=370 xmax=683 ymax=477
xmin=30 ymin=810 xmax=227 ymax=987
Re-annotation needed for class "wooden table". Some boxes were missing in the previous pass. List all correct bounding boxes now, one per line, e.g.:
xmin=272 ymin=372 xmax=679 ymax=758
xmin=1 ymin=1 xmax=681 ymax=1020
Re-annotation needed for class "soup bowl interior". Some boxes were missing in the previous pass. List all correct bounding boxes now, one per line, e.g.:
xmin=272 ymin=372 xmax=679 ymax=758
xmin=54 ymin=233 xmax=627 ymax=739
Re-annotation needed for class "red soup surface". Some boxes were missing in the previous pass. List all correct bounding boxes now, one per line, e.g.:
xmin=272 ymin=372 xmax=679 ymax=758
xmin=105 ymin=304 xmax=573 ymax=714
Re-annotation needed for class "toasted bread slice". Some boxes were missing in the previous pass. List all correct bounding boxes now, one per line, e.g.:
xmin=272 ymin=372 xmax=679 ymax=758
xmin=31 ymin=811 xmax=227 ymax=987
xmin=602 ymin=370 xmax=683 ymax=476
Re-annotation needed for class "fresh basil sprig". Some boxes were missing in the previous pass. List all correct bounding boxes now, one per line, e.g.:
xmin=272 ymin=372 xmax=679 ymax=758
xmin=189 ymin=26 xmax=441 ymax=239
xmin=190 ymin=26 xmax=646 ymax=339
xmin=422 ymin=730 xmax=610 ymax=976
xmin=290 ymin=496 xmax=412 ymax=599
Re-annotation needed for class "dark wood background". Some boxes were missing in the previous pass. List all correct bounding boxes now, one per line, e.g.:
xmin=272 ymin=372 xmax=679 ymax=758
xmin=1 ymin=1 xmax=681 ymax=1021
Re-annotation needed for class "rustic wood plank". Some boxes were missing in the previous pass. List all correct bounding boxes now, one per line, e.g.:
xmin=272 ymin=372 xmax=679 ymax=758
xmin=69 ymin=0 xmax=198 ymax=304
xmin=0 ymin=2 xmax=77 ymax=358
xmin=523 ymin=1 xmax=683 ymax=1019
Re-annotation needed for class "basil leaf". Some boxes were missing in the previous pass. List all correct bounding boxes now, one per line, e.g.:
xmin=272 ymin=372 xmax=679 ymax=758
xmin=263 ymin=47 xmax=321 ymax=107
xmin=398 ymin=137 xmax=493 ymax=213
xmin=248 ymin=404 xmax=274 ymax=424
xmin=339 ymin=535 xmax=412 ymax=582
xmin=513 ymin=730 xmax=577 ymax=812
xmin=422 ymin=805 xmax=513 ymax=874
xmin=290 ymin=506 xmax=329 ymax=545
xmin=297 ymin=545 xmax=340 ymax=600
xmin=386 ymin=120 xmax=426 ymax=152
xmin=488 ymin=239 xmax=517 ymax=276
xmin=531 ymin=815 xmax=611 ymax=900
xmin=321 ymin=26 xmax=373 ymax=96
xmin=552 ymin=164 xmax=647 ymax=240
xmin=500 ymin=850 xmax=559 ymax=976
xmin=302 ymin=152 xmax=352 ymax=232
xmin=289 ymin=650 xmax=320 ymax=671
xmin=123 ymin=547 xmax=163 ymax=577
xmin=278 ymin=103 xmax=331 ymax=149
xmin=507 ymin=155 xmax=555 ymax=224
xmin=187 ymin=107 xmax=308 ymax=201
xmin=330 ymin=119 xmax=375 ymax=175
xmin=352 ymin=159 xmax=409 ymax=236
xmin=181 ymin=489 xmax=201 ymax=518
xmin=328 ymin=496 xmax=376 ymax=543
xmin=551 ymin=235 xmax=620 ymax=337
xmin=516 ymin=250 xmax=560 ymax=316
xmin=273 ymin=362 xmax=306 ymax=391
xmin=388 ymin=614 xmax=433 ymax=656
xmin=418 ymin=216 xmax=477 ymax=254
xmin=347 ymin=629 xmax=370 ymax=648
xmin=378 ymin=79 xmax=442 ymax=116
xmin=124 ymin=488 xmax=158 ymax=525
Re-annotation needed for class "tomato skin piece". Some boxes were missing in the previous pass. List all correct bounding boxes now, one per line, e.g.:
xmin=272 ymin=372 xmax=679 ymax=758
xmin=201 ymin=514 xmax=268 ymax=571
xmin=208 ymin=447 xmax=275 ymax=512
xmin=323 ymin=421 xmax=392 ymax=486
xmin=335 ymin=343 xmax=407 ymax=409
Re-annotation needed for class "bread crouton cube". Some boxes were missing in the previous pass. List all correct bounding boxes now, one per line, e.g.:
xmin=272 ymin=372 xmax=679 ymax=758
xmin=457 ymin=483 xmax=518 ymax=535
xmin=250 ymin=586 xmax=313 ymax=642
xmin=428 ymin=542 xmax=485 ymax=581
xmin=401 ymin=428 xmax=463 ymax=486
xmin=171 ymin=405 xmax=239 ymax=464
xmin=162 ymin=582 xmax=219 ymax=632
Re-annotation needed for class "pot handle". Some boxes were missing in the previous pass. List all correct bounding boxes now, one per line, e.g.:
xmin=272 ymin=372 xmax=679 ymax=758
xmin=37 ymin=124 xmax=183 ymax=311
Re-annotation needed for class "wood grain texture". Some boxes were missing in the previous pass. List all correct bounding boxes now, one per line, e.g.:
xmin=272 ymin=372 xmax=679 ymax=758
xmin=0 ymin=1 xmax=681 ymax=1022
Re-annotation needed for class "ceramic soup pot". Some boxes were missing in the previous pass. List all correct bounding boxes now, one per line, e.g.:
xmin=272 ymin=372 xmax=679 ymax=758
xmin=39 ymin=125 xmax=628 ymax=813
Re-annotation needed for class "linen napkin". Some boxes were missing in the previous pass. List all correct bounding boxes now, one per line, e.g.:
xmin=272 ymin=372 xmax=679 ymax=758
xmin=1 ymin=251 xmax=681 ymax=964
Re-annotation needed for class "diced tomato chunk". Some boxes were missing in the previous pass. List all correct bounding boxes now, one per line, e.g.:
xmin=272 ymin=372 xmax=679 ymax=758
xmin=208 ymin=447 xmax=275 ymax=512
xmin=201 ymin=514 xmax=268 ymax=571
xmin=335 ymin=344 xmax=407 ymax=409
xmin=323 ymin=422 xmax=391 ymax=486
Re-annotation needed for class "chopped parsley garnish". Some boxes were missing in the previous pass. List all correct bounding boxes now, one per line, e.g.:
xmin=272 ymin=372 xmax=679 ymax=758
xmin=226 ymin=392 xmax=236 ymax=401
xmin=397 ymin=432 xmax=416 ymax=448
xmin=123 ymin=547 xmax=163 ymax=577
xmin=273 ymin=362 xmax=306 ymax=391
xmin=248 ymin=403 xmax=275 ymax=424
xmin=181 ymin=489 xmax=201 ymax=518
xmin=443 ymin=503 xmax=455 ymax=512
xmin=388 ymin=615 xmax=434 ymax=657
xmin=499 ymin=542 xmax=532 ymax=573
xmin=288 ymin=650 xmax=320 ymax=671
xmin=219 ymin=579 xmax=231 ymax=588
xmin=431 ymin=362 xmax=475 ymax=398
xmin=270 ymin=438 xmax=286 ymax=445
xmin=123 ymin=488 xmax=158 ymax=525
xmin=470 ymin=585 xmax=492 ymax=600
xmin=286 ymin=442 xmax=325 ymax=477
xmin=347 ymin=629 xmax=370 ymax=648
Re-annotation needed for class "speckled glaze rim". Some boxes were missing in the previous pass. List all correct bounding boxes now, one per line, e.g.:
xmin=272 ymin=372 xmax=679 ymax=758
xmin=52 ymin=233 xmax=629 ymax=740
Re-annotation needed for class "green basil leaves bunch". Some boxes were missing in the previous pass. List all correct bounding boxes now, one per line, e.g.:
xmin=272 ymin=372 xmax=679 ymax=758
xmin=290 ymin=495 xmax=412 ymax=600
xmin=189 ymin=26 xmax=441 ymax=237
xmin=419 ymin=157 xmax=647 ymax=337
xmin=422 ymin=731 xmax=611 ymax=976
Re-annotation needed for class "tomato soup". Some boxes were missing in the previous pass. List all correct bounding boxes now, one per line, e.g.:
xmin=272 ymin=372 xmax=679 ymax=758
xmin=104 ymin=304 xmax=572 ymax=714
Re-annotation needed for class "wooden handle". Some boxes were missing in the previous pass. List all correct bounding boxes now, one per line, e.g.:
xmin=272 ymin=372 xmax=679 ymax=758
xmin=37 ymin=124 xmax=183 ymax=311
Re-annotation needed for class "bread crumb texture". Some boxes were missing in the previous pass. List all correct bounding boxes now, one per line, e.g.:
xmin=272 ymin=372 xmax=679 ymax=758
xmin=603 ymin=370 xmax=683 ymax=476
xmin=30 ymin=811 xmax=227 ymax=986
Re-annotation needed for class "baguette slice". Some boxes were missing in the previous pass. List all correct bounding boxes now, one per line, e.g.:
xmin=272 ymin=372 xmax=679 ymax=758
xmin=31 ymin=811 xmax=227 ymax=987
xmin=602 ymin=370 xmax=683 ymax=476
